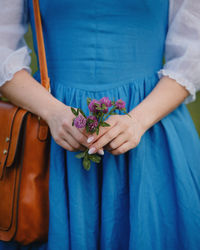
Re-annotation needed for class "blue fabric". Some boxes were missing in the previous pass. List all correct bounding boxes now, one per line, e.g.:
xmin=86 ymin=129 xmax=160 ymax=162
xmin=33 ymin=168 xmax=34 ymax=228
xmin=1 ymin=0 xmax=200 ymax=249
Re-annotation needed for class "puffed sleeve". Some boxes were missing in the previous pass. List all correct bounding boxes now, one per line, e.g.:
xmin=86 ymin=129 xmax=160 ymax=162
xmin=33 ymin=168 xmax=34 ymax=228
xmin=0 ymin=0 xmax=31 ymax=88
xmin=158 ymin=0 xmax=200 ymax=103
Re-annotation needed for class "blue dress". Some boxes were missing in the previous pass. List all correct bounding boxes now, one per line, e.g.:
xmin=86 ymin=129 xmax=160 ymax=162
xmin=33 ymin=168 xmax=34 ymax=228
xmin=1 ymin=0 xmax=200 ymax=249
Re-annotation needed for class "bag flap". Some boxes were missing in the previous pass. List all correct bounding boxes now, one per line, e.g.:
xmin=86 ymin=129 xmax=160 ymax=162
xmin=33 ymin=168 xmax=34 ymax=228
xmin=6 ymin=108 xmax=28 ymax=167
xmin=0 ymin=101 xmax=28 ymax=179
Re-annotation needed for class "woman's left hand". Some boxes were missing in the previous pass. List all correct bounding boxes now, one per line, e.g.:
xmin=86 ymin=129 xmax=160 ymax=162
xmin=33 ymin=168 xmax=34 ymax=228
xmin=87 ymin=113 xmax=146 ymax=155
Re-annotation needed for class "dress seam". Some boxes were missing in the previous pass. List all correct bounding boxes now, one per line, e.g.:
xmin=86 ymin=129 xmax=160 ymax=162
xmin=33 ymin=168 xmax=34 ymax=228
xmin=48 ymin=73 xmax=159 ymax=93
xmin=94 ymin=1 xmax=97 ymax=86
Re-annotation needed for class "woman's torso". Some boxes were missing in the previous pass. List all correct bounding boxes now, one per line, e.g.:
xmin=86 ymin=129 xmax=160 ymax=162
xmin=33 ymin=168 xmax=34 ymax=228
xmin=28 ymin=0 xmax=169 ymax=89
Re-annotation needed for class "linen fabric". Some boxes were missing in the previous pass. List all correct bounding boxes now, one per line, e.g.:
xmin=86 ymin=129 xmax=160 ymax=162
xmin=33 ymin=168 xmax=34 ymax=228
xmin=0 ymin=0 xmax=200 ymax=250
xmin=0 ymin=0 xmax=200 ymax=103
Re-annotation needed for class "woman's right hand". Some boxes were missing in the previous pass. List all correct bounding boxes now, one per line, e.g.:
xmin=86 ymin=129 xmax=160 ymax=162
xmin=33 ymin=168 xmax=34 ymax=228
xmin=0 ymin=70 xmax=104 ymax=154
xmin=45 ymin=101 xmax=90 ymax=152
xmin=45 ymin=101 xmax=105 ymax=155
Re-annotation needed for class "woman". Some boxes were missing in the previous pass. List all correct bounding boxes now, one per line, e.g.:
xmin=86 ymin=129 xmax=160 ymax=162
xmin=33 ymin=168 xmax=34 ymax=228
xmin=0 ymin=0 xmax=200 ymax=249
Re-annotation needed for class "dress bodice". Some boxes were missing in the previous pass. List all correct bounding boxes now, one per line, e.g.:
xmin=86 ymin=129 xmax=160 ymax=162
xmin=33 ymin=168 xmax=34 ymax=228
xmin=28 ymin=0 xmax=169 ymax=87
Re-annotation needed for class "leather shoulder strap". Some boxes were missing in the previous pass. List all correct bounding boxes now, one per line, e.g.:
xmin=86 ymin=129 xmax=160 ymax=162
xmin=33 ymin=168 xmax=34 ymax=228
xmin=33 ymin=0 xmax=50 ymax=92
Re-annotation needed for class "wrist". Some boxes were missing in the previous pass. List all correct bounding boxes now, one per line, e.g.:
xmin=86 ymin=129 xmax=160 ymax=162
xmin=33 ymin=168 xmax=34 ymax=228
xmin=128 ymin=106 xmax=152 ymax=133
xmin=41 ymin=96 xmax=70 ymax=123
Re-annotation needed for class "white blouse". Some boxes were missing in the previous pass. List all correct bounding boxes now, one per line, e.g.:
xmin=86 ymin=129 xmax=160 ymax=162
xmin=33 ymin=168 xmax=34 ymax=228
xmin=0 ymin=0 xmax=200 ymax=103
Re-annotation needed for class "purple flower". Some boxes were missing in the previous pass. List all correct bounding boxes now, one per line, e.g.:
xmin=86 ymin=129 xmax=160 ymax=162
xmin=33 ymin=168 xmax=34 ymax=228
xmin=74 ymin=115 xmax=87 ymax=128
xmin=102 ymin=107 xmax=108 ymax=114
xmin=99 ymin=97 xmax=112 ymax=113
xmin=115 ymin=99 xmax=126 ymax=110
xmin=99 ymin=97 xmax=112 ymax=107
xmin=86 ymin=116 xmax=98 ymax=132
xmin=88 ymin=99 xmax=101 ymax=113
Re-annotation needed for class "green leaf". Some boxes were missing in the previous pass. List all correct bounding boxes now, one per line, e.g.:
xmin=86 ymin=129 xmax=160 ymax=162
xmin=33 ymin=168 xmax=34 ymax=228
xmin=124 ymin=113 xmax=132 ymax=118
xmin=102 ymin=122 xmax=110 ymax=127
xmin=87 ymin=118 xmax=95 ymax=123
xmin=86 ymin=125 xmax=90 ymax=133
xmin=79 ymin=109 xmax=87 ymax=118
xmin=71 ymin=107 xmax=78 ymax=116
xmin=88 ymin=154 xmax=101 ymax=163
xmin=83 ymin=157 xmax=91 ymax=171
xmin=120 ymin=110 xmax=132 ymax=118
xmin=75 ymin=151 xmax=86 ymax=159
xmin=96 ymin=106 xmax=102 ymax=110
xmin=72 ymin=119 xmax=75 ymax=126
xmin=87 ymin=98 xmax=92 ymax=106
xmin=96 ymin=126 xmax=100 ymax=135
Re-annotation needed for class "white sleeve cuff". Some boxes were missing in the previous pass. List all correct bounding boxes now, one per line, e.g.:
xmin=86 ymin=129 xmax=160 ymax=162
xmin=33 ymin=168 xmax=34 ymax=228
xmin=0 ymin=46 xmax=32 ymax=87
xmin=158 ymin=69 xmax=196 ymax=104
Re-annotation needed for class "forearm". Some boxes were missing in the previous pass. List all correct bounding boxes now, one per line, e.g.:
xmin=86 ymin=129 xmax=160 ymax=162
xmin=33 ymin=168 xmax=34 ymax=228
xmin=0 ymin=69 xmax=64 ymax=122
xmin=129 ymin=76 xmax=190 ymax=132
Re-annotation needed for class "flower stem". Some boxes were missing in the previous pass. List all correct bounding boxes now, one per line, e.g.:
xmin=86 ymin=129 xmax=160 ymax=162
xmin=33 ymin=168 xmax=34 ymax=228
xmin=99 ymin=112 xmax=104 ymax=124
xmin=103 ymin=106 xmax=117 ymax=121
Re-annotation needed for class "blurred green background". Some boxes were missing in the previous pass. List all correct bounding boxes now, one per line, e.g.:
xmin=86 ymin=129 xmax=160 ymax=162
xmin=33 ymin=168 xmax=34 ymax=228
xmin=24 ymin=27 xmax=200 ymax=136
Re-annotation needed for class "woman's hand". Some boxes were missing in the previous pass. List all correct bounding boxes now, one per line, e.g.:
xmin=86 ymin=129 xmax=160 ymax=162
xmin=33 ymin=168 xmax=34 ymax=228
xmin=0 ymin=70 xmax=88 ymax=152
xmin=86 ymin=76 xmax=190 ymax=156
xmin=87 ymin=114 xmax=146 ymax=155
xmin=45 ymin=102 xmax=91 ymax=152
xmin=0 ymin=70 xmax=90 ymax=153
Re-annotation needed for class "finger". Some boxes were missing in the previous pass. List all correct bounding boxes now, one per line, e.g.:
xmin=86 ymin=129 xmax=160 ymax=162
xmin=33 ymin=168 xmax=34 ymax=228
xmin=109 ymin=141 xmax=131 ymax=155
xmin=78 ymin=127 xmax=88 ymax=137
xmin=69 ymin=127 xmax=89 ymax=148
xmin=88 ymin=125 xmax=121 ymax=154
xmin=56 ymin=138 xmax=77 ymax=152
xmin=62 ymin=132 xmax=86 ymax=151
xmin=86 ymin=117 xmax=117 ymax=144
xmin=78 ymin=127 xmax=95 ymax=140
xmin=105 ymin=132 xmax=127 ymax=151
xmin=97 ymin=148 xmax=104 ymax=155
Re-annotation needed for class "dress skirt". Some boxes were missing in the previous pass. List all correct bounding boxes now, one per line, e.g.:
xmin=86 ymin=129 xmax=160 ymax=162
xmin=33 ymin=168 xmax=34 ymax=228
xmin=0 ymin=73 xmax=200 ymax=250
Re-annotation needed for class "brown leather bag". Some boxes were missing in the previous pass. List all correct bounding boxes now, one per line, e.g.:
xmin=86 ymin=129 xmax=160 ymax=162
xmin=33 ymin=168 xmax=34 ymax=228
xmin=0 ymin=0 xmax=50 ymax=245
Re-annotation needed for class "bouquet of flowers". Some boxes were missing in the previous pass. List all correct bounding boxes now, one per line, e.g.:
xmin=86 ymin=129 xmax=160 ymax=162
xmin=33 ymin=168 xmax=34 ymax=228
xmin=71 ymin=97 xmax=130 ymax=170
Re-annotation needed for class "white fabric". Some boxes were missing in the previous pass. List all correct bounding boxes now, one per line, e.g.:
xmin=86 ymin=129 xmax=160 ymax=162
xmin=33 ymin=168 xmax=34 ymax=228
xmin=0 ymin=0 xmax=200 ymax=103
xmin=0 ymin=0 xmax=31 ymax=89
xmin=158 ymin=0 xmax=200 ymax=103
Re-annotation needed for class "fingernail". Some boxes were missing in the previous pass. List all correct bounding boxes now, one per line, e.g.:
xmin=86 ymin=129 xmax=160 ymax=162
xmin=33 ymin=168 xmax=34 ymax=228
xmin=88 ymin=147 xmax=96 ymax=154
xmin=98 ymin=149 xmax=104 ymax=155
xmin=87 ymin=136 xmax=94 ymax=143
